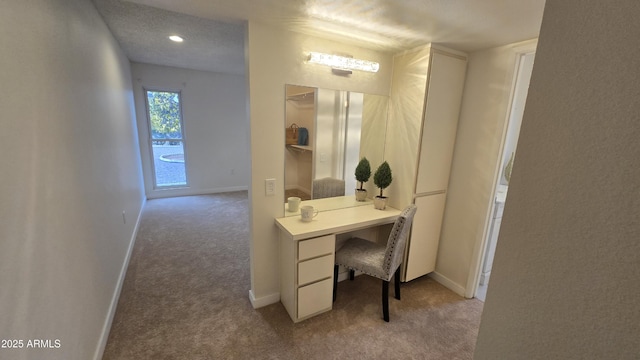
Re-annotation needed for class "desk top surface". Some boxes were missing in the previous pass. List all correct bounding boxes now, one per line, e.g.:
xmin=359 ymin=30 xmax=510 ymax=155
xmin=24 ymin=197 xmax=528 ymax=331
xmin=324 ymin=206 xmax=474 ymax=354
xmin=276 ymin=204 xmax=401 ymax=241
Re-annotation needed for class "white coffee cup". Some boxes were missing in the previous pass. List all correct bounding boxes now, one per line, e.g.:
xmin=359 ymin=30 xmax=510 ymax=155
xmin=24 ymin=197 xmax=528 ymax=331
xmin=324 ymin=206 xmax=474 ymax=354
xmin=287 ymin=197 xmax=301 ymax=212
xmin=300 ymin=205 xmax=318 ymax=222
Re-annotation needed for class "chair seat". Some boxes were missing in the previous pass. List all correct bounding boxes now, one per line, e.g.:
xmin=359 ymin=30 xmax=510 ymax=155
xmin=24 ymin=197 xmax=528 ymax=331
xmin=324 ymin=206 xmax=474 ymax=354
xmin=335 ymin=238 xmax=389 ymax=281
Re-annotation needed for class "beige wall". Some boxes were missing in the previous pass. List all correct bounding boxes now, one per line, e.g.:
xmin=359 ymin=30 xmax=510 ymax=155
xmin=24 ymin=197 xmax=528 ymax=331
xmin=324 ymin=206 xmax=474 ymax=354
xmin=436 ymin=39 xmax=537 ymax=296
xmin=475 ymin=1 xmax=640 ymax=358
xmin=0 ymin=0 xmax=144 ymax=359
xmin=130 ymin=63 xmax=250 ymax=198
xmin=384 ymin=47 xmax=431 ymax=209
xmin=246 ymin=21 xmax=393 ymax=305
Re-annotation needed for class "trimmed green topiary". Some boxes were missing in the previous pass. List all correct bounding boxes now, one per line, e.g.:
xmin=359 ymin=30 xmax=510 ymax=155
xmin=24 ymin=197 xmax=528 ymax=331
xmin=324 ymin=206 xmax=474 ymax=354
xmin=354 ymin=157 xmax=371 ymax=190
xmin=373 ymin=161 xmax=392 ymax=197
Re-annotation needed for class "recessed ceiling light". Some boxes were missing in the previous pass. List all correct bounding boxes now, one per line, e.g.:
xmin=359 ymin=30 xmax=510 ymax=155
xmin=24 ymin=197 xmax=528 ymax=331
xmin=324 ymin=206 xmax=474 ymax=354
xmin=169 ymin=35 xmax=184 ymax=43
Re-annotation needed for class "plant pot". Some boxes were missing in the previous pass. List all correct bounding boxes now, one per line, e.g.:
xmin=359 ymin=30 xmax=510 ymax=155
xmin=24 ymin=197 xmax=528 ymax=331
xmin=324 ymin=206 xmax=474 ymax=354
xmin=355 ymin=189 xmax=368 ymax=202
xmin=373 ymin=196 xmax=388 ymax=210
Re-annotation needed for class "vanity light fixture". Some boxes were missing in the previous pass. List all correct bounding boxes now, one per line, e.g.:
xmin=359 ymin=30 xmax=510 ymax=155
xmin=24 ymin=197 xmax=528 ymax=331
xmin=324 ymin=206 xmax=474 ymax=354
xmin=169 ymin=35 xmax=184 ymax=43
xmin=307 ymin=52 xmax=379 ymax=73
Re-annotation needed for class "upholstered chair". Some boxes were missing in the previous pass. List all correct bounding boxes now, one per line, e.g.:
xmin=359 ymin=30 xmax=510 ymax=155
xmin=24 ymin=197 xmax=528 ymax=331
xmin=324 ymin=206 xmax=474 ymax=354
xmin=333 ymin=205 xmax=417 ymax=322
xmin=312 ymin=177 xmax=345 ymax=199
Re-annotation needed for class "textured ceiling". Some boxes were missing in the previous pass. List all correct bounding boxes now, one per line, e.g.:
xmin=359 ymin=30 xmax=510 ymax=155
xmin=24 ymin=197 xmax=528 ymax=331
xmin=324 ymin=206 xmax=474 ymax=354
xmin=93 ymin=0 xmax=245 ymax=74
xmin=93 ymin=0 xmax=546 ymax=75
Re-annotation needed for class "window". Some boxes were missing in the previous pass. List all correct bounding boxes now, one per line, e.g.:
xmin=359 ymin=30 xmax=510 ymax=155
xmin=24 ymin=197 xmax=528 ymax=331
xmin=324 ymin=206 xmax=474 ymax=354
xmin=144 ymin=89 xmax=188 ymax=188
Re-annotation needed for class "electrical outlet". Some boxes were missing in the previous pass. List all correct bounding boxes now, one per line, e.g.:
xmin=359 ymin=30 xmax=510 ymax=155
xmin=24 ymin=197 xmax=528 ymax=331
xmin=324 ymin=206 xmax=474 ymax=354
xmin=265 ymin=178 xmax=276 ymax=196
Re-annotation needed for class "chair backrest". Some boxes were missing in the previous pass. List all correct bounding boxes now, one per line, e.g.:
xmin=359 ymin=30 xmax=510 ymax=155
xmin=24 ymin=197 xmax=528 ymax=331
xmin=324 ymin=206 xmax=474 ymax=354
xmin=382 ymin=205 xmax=417 ymax=279
xmin=312 ymin=177 xmax=345 ymax=199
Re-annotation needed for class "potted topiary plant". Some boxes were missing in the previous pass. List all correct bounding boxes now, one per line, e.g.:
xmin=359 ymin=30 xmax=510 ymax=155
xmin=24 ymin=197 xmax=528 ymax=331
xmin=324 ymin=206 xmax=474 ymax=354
xmin=354 ymin=157 xmax=371 ymax=201
xmin=373 ymin=161 xmax=392 ymax=210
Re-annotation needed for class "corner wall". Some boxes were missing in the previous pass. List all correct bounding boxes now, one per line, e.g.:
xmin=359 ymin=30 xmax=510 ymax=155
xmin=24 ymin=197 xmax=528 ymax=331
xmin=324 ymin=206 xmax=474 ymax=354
xmin=435 ymin=39 xmax=537 ymax=295
xmin=246 ymin=21 xmax=393 ymax=305
xmin=475 ymin=1 xmax=640 ymax=358
xmin=0 ymin=1 xmax=144 ymax=359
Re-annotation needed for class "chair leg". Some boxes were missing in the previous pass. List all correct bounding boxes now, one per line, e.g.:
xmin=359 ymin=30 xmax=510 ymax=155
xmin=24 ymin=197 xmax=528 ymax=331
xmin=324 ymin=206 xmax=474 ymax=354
xmin=349 ymin=269 xmax=355 ymax=280
xmin=333 ymin=265 xmax=338 ymax=302
xmin=394 ymin=268 xmax=401 ymax=300
xmin=382 ymin=280 xmax=390 ymax=322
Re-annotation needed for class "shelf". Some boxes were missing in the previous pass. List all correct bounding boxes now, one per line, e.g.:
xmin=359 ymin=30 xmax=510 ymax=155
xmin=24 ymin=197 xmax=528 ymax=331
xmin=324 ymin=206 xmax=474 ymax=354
xmin=287 ymin=144 xmax=312 ymax=153
xmin=286 ymin=89 xmax=314 ymax=101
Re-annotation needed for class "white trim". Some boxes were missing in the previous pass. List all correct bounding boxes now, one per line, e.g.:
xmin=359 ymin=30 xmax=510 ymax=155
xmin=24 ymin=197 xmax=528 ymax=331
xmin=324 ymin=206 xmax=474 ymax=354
xmin=146 ymin=186 xmax=249 ymax=199
xmin=93 ymin=197 xmax=146 ymax=360
xmin=249 ymin=290 xmax=280 ymax=309
xmin=430 ymin=271 xmax=466 ymax=297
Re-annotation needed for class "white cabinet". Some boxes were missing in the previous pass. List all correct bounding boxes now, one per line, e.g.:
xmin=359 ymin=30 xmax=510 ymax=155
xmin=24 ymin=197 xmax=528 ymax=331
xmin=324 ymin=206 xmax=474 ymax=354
xmin=297 ymin=278 xmax=333 ymax=319
xmin=279 ymin=234 xmax=335 ymax=322
xmin=298 ymin=252 xmax=333 ymax=285
xmin=404 ymin=193 xmax=447 ymax=281
xmin=386 ymin=46 xmax=467 ymax=282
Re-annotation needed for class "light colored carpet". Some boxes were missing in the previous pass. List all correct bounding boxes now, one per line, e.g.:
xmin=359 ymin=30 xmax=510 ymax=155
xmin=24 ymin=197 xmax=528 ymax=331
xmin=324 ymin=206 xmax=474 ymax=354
xmin=103 ymin=192 xmax=483 ymax=359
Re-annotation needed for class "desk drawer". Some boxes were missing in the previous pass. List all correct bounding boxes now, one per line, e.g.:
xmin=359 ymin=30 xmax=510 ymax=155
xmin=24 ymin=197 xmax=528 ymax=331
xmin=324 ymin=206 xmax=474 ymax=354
xmin=298 ymin=235 xmax=334 ymax=261
xmin=298 ymin=254 xmax=333 ymax=286
xmin=298 ymin=278 xmax=333 ymax=319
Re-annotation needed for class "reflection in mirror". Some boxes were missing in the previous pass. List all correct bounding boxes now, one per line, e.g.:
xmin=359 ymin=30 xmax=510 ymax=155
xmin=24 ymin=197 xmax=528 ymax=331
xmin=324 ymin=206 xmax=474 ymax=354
xmin=284 ymin=84 xmax=388 ymax=215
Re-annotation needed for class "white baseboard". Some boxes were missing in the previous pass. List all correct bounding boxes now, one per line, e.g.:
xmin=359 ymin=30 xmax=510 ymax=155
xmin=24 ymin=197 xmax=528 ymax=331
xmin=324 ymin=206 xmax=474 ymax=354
xmin=146 ymin=186 xmax=249 ymax=199
xmin=429 ymin=271 xmax=467 ymax=298
xmin=249 ymin=290 xmax=280 ymax=309
xmin=93 ymin=198 xmax=146 ymax=360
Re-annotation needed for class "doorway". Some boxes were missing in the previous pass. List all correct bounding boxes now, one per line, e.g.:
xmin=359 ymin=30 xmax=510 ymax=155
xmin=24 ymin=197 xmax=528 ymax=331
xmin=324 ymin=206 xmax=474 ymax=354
xmin=475 ymin=50 xmax=536 ymax=301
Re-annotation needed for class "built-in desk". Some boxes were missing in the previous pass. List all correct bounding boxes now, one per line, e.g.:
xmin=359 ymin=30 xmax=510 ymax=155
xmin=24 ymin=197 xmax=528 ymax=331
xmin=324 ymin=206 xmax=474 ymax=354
xmin=276 ymin=204 xmax=401 ymax=322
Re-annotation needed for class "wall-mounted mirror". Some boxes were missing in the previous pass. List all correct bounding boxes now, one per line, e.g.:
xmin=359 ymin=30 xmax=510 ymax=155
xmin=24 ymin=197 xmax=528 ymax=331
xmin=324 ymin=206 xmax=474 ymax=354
xmin=284 ymin=84 xmax=389 ymax=215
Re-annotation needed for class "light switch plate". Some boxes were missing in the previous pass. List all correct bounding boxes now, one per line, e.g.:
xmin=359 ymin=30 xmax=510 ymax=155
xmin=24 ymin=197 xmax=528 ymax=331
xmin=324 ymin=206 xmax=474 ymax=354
xmin=265 ymin=178 xmax=276 ymax=196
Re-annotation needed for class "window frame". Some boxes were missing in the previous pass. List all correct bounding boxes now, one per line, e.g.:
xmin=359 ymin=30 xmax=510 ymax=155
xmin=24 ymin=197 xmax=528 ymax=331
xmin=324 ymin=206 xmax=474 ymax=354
xmin=143 ymin=87 xmax=189 ymax=189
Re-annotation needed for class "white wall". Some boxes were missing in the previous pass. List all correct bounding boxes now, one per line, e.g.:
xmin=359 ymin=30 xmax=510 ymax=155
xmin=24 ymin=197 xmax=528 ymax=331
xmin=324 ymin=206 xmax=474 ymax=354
xmin=246 ymin=21 xmax=393 ymax=306
xmin=435 ymin=39 xmax=537 ymax=296
xmin=360 ymin=94 xmax=390 ymax=197
xmin=130 ymin=63 xmax=249 ymax=198
xmin=0 ymin=1 xmax=144 ymax=359
xmin=384 ymin=46 xmax=431 ymax=209
xmin=475 ymin=1 xmax=640 ymax=358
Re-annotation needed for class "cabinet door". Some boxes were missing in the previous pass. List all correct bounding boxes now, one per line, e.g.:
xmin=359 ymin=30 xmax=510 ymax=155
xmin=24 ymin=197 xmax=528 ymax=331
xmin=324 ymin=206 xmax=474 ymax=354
xmin=298 ymin=278 xmax=333 ymax=319
xmin=404 ymin=193 xmax=447 ymax=281
xmin=415 ymin=52 xmax=467 ymax=194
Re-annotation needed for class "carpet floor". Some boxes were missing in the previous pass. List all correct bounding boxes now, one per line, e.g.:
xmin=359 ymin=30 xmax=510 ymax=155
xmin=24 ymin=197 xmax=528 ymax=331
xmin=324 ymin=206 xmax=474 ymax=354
xmin=103 ymin=192 xmax=483 ymax=359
